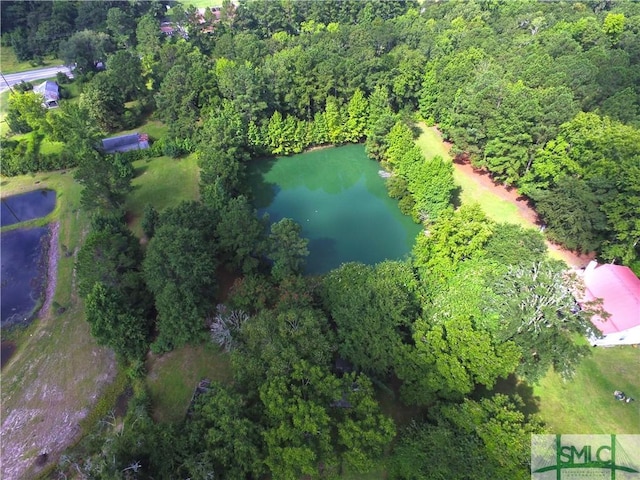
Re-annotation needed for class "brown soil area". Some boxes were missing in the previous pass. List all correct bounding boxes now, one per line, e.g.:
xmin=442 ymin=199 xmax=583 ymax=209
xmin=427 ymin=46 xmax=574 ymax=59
xmin=434 ymin=127 xmax=595 ymax=268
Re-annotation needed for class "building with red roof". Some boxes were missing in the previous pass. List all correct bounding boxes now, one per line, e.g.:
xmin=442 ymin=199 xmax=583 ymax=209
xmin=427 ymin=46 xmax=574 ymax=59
xmin=582 ymin=261 xmax=640 ymax=346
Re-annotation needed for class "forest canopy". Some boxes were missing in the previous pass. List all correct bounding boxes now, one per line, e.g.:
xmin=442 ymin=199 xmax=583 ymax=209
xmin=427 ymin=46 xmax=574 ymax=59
xmin=3 ymin=0 xmax=639 ymax=478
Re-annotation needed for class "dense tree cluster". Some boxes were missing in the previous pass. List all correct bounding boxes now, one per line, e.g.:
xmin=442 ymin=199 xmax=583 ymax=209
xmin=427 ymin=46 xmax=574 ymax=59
xmin=0 ymin=1 xmax=166 ymax=63
xmin=32 ymin=0 xmax=640 ymax=478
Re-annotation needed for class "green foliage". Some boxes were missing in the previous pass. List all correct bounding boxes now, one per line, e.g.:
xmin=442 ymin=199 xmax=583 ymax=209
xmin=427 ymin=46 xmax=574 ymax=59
xmin=525 ymin=112 xmax=640 ymax=265
xmin=76 ymin=213 xmax=152 ymax=360
xmin=106 ymin=7 xmax=135 ymax=49
xmin=412 ymin=204 xmax=494 ymax=286
xmin=154 ymin=42 xmax=215 ymax=142
xmin=143 ymin=202 xmax=219 ymax=351
xmin=484 ymin=223 xmax=548 ymax=266
xmin=260 ymin=361 xmax=395 ymax=478
xmin=389 ymin=395 xmax=544 ymax=480
xmin=325 ymin=96 xmax=345 ymax=144
xmin=217 ymin=195 xmax=266 ymax=273
xmin=603 ymin=13 xmax=625 ymax=45
xmin=141 ymin=203 xmax=159 ymax=239
xmin=74 ymin=149 xmax=134 ymax=211
xmin=58 ymin=29 xmax=113 ymax=75
xmin=76 ymin=214 xmax=145 ymax=300
xmin=405 ymin=315 xmax=520 ymax=404
xmin=533 ymin=176 xmax=608 ymax=253
xmin=7 ymin=91 xmax=46 ymax=133
xmin=105 ymin=50 xmax=145 ymax=102
xmin=344 ymin=88 xmax=369 ymax=143
xmin=406 ymin=155 xmax=455 ymax=223
xmin=267 ymin=218 xmax=309 ymax=281
xmin=183 ymin=383 xmax=264 ymax=479
xmin=322 ymin=261 xmax=420 ymax=377
xmin=79 ymin=368 xmax=130 ymax=432
xmin=489 ymin=261 xmax=597 ymax=381
xmin=85 ymin=283 xmax=150 ymax=361
xmin=233 ymin=305 xmax=335 ymax=392
xmin=80 ymin=71 xmax=126 ymax=132
xmin=365 ymin=112 xmax=396 ymax=162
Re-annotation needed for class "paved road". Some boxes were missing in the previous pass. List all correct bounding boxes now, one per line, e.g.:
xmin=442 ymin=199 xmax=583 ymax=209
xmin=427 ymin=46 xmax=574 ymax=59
xmin=0 ymin=65 xmax=73 ymax=93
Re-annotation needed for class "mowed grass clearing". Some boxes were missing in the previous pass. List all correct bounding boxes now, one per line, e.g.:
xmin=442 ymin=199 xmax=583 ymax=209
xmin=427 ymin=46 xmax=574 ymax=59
xmin=415 ymin=123 xmax=530 ymax=228
xmin=110 ymin=118 xmax=169 ymax=141
xmin=534 ymin=346 xmax=640 ymax=434
xmin=0 ymin=46 xmax=63 ymax=74
xmin=145 ymin=344 xmax=233 ymax=423
xmin=125 ymin=153 xmax=200 ymax=236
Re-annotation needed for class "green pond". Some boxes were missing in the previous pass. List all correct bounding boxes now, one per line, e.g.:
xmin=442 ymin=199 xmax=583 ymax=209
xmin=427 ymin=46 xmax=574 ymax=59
xmin=249 ymin=144 xmax=422 ymax=274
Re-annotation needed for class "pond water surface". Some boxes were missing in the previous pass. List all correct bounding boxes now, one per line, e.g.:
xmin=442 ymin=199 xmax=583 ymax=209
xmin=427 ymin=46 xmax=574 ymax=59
xmin=1 ymin=227 xmax=49 ymax=327
xmin=249 ymin=145 xmax=421 ymax=274
xmin=1 ymin=189 xmax=56 ymax=227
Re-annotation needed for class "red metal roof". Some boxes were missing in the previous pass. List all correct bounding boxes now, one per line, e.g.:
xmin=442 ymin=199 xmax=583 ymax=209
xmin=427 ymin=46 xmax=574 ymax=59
xmin=583 ymin=263 xmax=640 ymax=335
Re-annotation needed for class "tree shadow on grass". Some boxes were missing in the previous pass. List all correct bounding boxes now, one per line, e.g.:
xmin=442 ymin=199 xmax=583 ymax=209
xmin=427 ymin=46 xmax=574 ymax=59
xmin=133 ymin=163 xmax=149 ymax=178
xmin=473 ymin=373 xmax=541 ymax=416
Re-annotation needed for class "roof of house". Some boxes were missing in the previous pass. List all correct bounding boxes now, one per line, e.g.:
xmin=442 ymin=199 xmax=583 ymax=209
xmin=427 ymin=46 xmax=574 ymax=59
xmin=582 ymin=262 xmax=640 ymax=335
xmin=101 ymin=133 xmax=150 ymax=154
xmin=34 ymin=81 xmax=59 ymax=101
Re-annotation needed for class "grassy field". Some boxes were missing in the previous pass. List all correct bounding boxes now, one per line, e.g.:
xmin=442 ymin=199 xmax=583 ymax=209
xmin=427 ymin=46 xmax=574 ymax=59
xmin=111 ymin=119 xmax=169 ymax=141
xmin=125 ymin=153 xmax=200 ymax=236
xmin=1 ymin=89 xmax=10 ymax=136
xmin=181 ymin=0 xmax=218 ymax=8
xmin=415 ymin=124 xmax=530 ymax=228
xmin=0 ymin=171 xmax=117 ymax=479
xmin=533 ymin=346 xmax=640 ymax=434
xmin=145 ymin=343 xmax=233 ymax=423
xmin=0 ymin=46 xmax=63 ymax=74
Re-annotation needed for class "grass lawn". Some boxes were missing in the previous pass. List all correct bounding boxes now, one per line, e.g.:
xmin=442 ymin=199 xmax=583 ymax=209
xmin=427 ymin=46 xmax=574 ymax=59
xmin=109 ymin=119 xmax=169 ymax=141
xmin=0 ymin=46 xmax=63 ymax=74
xmin=145 ymin=343 xmax=234 ymax=423
xmin=182 ymin=0 xmax=216 ymax=8
xmin=125 ymin=153 xmax=200 ymax=236
xmin=1 ymin=89 xmax=10 ymax=136
xmin=415 ymin=124 xmax=530 ymax=228
xmin=534 ymin=346 xmax=640 ymax=434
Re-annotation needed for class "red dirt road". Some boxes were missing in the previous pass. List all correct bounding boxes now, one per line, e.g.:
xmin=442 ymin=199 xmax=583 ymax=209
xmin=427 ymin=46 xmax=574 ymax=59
xmin=434 ymin=127 xmax=595 ymax=268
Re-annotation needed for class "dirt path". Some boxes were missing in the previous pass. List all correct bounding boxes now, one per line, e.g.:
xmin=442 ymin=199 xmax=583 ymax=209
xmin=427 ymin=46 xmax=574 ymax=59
xmin=432 ymin=127 xmax=594 ymax=268
xmin=39 ymin=221 xmax=60 ymax=320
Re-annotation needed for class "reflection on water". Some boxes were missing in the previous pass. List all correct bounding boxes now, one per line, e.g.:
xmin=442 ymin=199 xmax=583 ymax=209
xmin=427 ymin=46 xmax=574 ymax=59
xmin=1 ymin=189 xmax=56 ymax=227
xmin=1 ymin=227 xmax=49 ymax=326
xmin=249 ymin=145 xmax=421 ymax=274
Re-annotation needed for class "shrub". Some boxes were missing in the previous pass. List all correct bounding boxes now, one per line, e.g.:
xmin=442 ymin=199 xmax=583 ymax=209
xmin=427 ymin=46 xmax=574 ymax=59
xmin=56 ymin=71 xmax=70 ymax=84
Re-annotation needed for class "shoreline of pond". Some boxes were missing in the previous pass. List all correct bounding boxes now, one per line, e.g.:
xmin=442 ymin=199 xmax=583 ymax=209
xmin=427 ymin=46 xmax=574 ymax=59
xmin=0 ymin=221 xmax=60 ymax=368
xmin=39 ymin=221 xmax=60 ymax=320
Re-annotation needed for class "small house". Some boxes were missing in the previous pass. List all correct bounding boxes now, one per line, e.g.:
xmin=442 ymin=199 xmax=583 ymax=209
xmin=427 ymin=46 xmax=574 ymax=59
xmin=581 ymin=261 xmax=640 ymax=346
xmin=101 ymin=133 xmax=150 ymax=154
xmin=34 ymin=81 xmax=59 ymax=108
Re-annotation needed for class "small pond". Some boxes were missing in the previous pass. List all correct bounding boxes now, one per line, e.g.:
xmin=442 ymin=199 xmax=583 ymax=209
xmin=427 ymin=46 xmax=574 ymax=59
xmin=1 ymin=189 xmax=56 ymax=227
xmin=1 ymin=226 xmax=49 ymax=327
xmin=249 ymin=144 xmax=422 ymax=274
